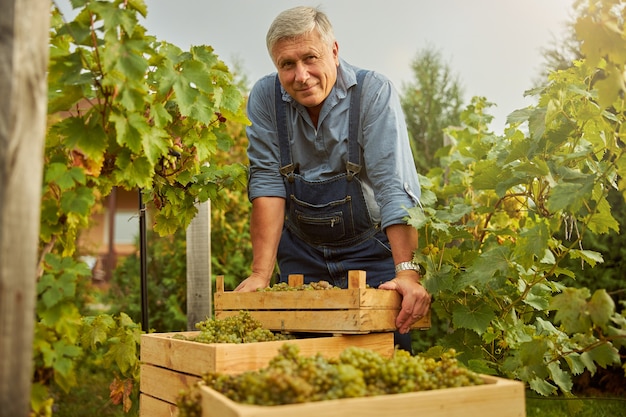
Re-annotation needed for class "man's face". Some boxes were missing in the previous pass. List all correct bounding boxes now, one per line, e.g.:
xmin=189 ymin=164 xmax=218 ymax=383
xmin=271 ymin=29 xmax=339 ymax=109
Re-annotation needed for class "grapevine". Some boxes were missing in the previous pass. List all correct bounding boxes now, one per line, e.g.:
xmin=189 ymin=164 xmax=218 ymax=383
xmin=202 ymin=344 xmax=484 ymax=405
xmin=174 ymin=310 xmax=294 ymax=344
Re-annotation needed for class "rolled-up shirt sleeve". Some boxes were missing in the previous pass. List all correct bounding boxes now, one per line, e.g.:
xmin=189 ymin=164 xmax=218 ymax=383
xmin=360 ymin=72 xmax=421 ymax=230
xmin=246 ymin=75 xmax=286 ymax=201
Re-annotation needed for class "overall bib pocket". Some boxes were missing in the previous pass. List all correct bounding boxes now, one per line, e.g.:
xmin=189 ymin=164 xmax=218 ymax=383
xmin=290 ymin=195 xmax=351 ymax=244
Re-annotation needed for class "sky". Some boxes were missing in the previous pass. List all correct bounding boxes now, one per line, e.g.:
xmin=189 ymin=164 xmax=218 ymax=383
xmin=57 ymin=0 xmax=577 ymax=133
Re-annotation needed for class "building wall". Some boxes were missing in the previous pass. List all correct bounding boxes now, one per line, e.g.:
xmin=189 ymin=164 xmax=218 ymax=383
xmin=79 ymin=187 xmax=145 ymax=282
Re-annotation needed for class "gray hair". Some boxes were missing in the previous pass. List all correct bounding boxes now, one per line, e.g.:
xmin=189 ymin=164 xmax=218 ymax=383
xmin=266 ymin=6 xmax=336 ymax=55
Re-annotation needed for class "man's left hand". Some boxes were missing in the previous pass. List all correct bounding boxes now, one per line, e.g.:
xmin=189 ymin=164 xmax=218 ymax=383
xmin=378 ymin=271 xmax=431 ymax=334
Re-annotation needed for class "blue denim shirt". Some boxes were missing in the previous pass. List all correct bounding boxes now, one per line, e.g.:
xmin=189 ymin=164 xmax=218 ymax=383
xmin=246 ymin=58 xmax=421 ymax=230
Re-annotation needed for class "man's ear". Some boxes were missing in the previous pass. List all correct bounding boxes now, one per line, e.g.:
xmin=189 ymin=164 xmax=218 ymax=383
xmin=332 ymin=41 xmax=339 ymax=65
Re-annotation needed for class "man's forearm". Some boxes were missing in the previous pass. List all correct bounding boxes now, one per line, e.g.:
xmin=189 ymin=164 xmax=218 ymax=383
xmin=386 ymin=224 xmax=418 ymax=263
xmin=250 ymin=196 xmax=285 ymax=281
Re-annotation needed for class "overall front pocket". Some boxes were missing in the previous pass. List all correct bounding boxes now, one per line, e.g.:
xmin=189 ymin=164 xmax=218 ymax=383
xmin=288 ymin=193 xmax=355 ymax=244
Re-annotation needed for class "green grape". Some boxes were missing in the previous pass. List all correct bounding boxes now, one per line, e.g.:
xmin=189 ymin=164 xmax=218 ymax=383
xmin=202 ymin=344 xmax=485 ymax=406
xmin=176 ymin=390 xmax=202 ymax=417
xmin=257 ymin=280 xmax=341 ymax=291
xmin=177 ymin=311 xmax=294 ymax=344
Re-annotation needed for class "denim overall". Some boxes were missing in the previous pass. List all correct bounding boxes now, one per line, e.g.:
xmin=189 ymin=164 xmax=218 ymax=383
xmin=274 ymin=72 xmax=413 ymax=351
xmin=274 ymin=71 xmax=395 ymax=289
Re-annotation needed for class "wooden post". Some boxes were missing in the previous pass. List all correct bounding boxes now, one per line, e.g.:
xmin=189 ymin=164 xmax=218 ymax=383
xmin=186 ymin=200 xmax=212 ymax=329
xmin=0 ymin=0 xmax=51 ymax=415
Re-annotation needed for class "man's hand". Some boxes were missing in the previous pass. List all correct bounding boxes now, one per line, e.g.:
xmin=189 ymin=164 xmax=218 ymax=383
xmin=234 ymin=272 xmax=271 ymax=292
xmin=378 ymin=270 xmax=431 ymax=334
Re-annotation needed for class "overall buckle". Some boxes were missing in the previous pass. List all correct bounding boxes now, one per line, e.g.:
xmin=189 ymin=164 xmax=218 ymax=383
xmin=346 ymin=162 xmax=361 ymax=181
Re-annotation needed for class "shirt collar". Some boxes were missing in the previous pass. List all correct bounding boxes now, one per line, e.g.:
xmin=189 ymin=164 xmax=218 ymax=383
xmin=335 ymin=58 xmax=358 ymax=100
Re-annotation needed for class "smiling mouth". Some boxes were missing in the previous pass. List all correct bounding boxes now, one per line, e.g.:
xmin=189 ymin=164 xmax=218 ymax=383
xmin=296 ymin=83 xmax=316 ymax=93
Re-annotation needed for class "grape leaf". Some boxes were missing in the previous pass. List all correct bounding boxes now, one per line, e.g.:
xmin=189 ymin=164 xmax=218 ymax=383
xmin=111 ymin=112 xmax=142 ymax=153
xmin=523 ymin=289 xmax=550 ymax=311
xmin=587 ymin=197 xmax=620 ymax=234
xmin=109 ymin=377 xmax=133 ymax=412
xmin=588 ymin=289 xmax=615 ymax=330
xmin=514 ymin=218 xmax=550 ymax=269
xmin=60 ymin=186 xmax=96 ymax=217
xmin=547 ymin=361 xmax=573 ymax=393
xmin=568 ymin=249 xmax=604 ymax=268
xmin=114 ymin=152 xmax=153 ymax=189
xmin=149 ymin=101 xmax=172 ymax=128
xmin=454 ymin=245 xmax=510 ymax=291
xmin=530 ymin=377 xmax=557 ymax=396
xmin=518 ymin=339 xmax=550 ymax=379
xmin=141 ymin=124 xmax=169 ymax=166
xmin=471 ymin=160 xmax=502 ymax=190
xmin=546 ymin=181 xmax=592 ymax=213
xmin=563 ymin=352 xmax=586 ymax=376
xmin=451 ymin=302 xmax=495 ymax=335
xmin=81 ymin=315 xmax=116 ymax=349
xmin=550 ymin=287 xmax=591 ymax=334
xmin=581 ymin=343 xmax=620 ymax=373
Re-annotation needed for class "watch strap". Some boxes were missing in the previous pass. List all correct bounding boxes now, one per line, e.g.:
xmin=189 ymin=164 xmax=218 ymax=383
xmin=395 ymin=261 xmax=421 ymax=274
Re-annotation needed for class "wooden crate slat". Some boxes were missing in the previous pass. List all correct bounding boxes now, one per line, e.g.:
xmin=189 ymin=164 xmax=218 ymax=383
xmin=214 ymin=289 xmax=405 ymax=311
xmin=214 ymin=310 xmax=389 ymax=333
xmin=140 ymin=394 xmax=179 ymax=417
xmin=198 ymin=375 xmax=526 ymax=417
xmin=140 ymin=364 xmax=201 ymax=405
xmin=141 ymin=332 xmax=219 ymax=376
xmin=357 ymin=288 xmax=402 ymax=308
xmin=214 ymin=289 xmax=360 ymax=310
xmin=214 ymin=310 xmax=430 ymax=333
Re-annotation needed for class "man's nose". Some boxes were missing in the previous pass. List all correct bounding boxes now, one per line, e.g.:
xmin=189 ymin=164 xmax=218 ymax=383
xmin=294 ymin=63 xmax=309 ymax=84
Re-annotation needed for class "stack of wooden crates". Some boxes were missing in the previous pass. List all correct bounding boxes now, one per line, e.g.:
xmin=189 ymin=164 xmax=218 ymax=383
xmin=139 ymin=270 xmax=525 ymax=417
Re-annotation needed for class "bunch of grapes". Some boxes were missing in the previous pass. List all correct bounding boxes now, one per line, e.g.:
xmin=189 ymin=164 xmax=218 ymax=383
xmin=176 ymin=311 xmax=294 ymax=344
xmin=176 ymin=390 xmax=202 ymax=417
xmin=257 ymin=280 xmax=341 ymax=291
xmin=203 ymin=344 xmax=484 ymax=405
xmin=340 ymin=347 xmax=484 ymax=395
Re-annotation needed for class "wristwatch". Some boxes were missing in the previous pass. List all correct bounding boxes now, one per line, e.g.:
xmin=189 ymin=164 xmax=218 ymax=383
xmin=395 ymin=261 xmax=421 ymax=274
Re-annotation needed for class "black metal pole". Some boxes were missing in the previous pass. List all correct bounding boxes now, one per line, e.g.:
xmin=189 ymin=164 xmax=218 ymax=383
xmin=139 ymin=189 xmax=149 ymax=332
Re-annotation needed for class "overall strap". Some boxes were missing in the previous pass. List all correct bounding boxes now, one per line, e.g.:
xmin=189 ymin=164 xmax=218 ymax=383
xmin=275 ymin=76 xmax=294 ymax=179
xmin=347 ymin=69 xmax=368 ymax=180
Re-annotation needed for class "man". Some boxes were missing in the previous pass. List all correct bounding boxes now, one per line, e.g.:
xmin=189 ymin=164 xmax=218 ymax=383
xmin=235 ymin=6 xmax=430 ymax=350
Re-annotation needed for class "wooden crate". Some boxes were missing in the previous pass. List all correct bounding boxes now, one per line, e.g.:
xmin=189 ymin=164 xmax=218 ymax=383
xmin=198 ymin=375 xmax=526 ymax=417
xmin=139 ymin=331 xmax=394 ymax=417
xmin=214 ymin=270 xmax=431 ymax=333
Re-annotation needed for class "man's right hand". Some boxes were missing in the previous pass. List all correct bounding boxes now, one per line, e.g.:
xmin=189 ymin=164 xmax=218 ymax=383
xmin=234 ymin=273 xmax=271 ymax=292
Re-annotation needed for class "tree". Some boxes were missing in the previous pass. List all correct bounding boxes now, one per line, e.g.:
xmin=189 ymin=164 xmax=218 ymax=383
xmin=538 ymin=29 xmax=583 ymax=81
xmin=533 ymin=5 xmax=583 ymax=88
xmin=401 ymin=47 xmax=464 ymax=174
xmin=0 ymin=1 xmax=50 ymax=416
